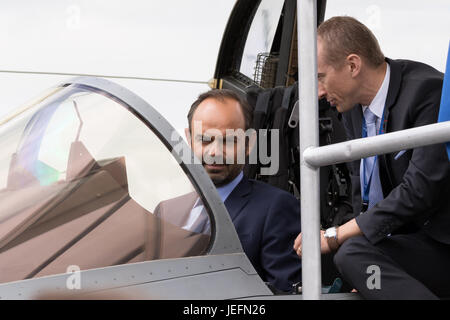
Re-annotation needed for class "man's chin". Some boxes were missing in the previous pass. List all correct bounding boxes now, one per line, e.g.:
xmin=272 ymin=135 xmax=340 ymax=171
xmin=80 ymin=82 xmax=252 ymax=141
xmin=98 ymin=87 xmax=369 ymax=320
xmin=335 ymin=101 xmax=357 ymax=113
xmin=210 ymin=175 xmax=228 ymax=187
xmin=205 ymin=169 xmax=227 ymax=185
xmin=335 ymin=104 xmax=349 ymax=113
xmin=204 ymin=164 xmax=243 ymax=186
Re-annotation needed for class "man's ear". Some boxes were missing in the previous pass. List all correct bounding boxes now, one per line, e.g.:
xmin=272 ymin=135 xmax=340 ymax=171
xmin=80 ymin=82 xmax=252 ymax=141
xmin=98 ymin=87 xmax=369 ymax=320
xmin=184 ymin=128 xmax=192 ymax=147
xmin=346 ymin=54 xmax=362 ymax=78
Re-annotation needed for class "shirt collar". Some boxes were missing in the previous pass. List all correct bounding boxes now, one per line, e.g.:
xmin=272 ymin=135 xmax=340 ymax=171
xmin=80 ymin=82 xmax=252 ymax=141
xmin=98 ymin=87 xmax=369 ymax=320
xmin=362 ymin=62 xmax=391 ymax=119
xmin=216 ymin=171 xmax=244 ymax=202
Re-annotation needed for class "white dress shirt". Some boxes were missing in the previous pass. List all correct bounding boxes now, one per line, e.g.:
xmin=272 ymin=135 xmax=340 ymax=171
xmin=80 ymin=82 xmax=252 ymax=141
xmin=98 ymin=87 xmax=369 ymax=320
xmin=361 ymin=63 xmax=391 ymax=132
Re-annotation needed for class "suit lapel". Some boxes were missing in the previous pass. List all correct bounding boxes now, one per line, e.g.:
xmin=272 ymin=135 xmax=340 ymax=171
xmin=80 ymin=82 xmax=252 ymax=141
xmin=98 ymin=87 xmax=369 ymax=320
xmin=224 ymin=177 xmax=252 ymax=222
xmin=347 ymin=105 xmax=363 ymax=175
xmin=384 ymin=58 xmax=402 ymax=114
xmin=380 ymin=58 xmax=403 ymax=192
xmin=353 ymin=104 xmax=363 ymax=139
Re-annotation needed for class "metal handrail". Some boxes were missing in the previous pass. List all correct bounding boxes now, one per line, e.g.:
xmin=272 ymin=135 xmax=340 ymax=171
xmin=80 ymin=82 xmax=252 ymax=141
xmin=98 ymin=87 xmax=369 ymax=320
xmin=297 ymin=0 xmax=321 ymax=300
xmin=304 ymin=121 xmax=450 ymax=167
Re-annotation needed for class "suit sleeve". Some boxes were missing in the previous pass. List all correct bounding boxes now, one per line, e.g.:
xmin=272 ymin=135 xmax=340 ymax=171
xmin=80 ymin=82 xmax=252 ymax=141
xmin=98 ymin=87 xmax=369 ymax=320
xmin=260 ymin=191 xmax=302 ymax=292
xmin=356 ymin=78 xmax=450 ymax=244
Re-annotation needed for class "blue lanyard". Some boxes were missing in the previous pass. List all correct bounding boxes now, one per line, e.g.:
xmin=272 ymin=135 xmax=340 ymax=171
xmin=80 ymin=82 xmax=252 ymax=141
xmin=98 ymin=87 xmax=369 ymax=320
xmin=361 ymin=108 xmax=386 ymax=205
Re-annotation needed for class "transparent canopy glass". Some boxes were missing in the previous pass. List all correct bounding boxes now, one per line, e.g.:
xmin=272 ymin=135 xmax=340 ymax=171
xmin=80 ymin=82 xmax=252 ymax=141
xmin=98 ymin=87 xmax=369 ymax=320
xmin=0 ymin=83 xmax=211 ymax=283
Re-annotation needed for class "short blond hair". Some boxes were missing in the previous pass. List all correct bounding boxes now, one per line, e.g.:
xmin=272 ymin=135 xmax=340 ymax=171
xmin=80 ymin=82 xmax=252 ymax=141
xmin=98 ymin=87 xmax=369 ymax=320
xmin=318 ymin=16 xmax=385 ymax=68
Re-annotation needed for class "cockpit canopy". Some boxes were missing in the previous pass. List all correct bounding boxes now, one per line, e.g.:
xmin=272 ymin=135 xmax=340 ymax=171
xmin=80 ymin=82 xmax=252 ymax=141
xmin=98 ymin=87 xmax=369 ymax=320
xmin=0 ymin=80 xmax=213 ymax=283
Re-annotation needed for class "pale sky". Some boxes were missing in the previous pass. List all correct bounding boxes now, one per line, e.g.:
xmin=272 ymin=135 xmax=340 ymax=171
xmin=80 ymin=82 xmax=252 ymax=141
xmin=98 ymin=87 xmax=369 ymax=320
xmin=0 ymin=0 xmax=236 ymax=132
xmin=325 ymin=0 xmax=450 ymax=72
xmin=1 ymin=0 xmax=449 ymax=133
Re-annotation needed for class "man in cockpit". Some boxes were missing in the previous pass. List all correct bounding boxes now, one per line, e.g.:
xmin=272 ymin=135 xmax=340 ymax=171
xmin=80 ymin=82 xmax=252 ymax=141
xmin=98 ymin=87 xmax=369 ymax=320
xmin=156 ymin=89 xmax=302 ymax=293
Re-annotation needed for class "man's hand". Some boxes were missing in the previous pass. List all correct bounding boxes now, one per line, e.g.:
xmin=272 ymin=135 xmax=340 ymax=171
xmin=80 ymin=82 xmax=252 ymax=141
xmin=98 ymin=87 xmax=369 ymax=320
xmin=293 ymin=230 xmax=333 ymax=257
xmin=293 ymin=218 xmax=363 ymax=257
xmin=293 ymin=232 xmax=302 ymax=256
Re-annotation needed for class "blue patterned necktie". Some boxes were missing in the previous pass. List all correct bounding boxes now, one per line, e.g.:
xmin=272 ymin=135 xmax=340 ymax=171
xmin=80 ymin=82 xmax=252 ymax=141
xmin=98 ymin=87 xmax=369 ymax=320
xmin=360 ymin=108 xmax=384 ymax=210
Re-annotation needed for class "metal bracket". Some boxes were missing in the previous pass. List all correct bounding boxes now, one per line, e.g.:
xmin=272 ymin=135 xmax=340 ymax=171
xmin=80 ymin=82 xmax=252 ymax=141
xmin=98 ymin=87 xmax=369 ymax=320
xmin=288 ymin=100 xmax=299 ymax=128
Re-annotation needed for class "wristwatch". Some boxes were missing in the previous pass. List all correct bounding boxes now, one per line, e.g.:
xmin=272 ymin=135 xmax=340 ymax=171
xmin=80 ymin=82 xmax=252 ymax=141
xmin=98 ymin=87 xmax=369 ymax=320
xmin=323 ymin=227 xmax=340 ymax=251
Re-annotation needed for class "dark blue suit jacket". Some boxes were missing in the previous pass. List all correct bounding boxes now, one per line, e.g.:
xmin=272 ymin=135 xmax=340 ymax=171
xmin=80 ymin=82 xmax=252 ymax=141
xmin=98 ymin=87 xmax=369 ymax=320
xmin=224 ymin=177 xmax=302 ymax=292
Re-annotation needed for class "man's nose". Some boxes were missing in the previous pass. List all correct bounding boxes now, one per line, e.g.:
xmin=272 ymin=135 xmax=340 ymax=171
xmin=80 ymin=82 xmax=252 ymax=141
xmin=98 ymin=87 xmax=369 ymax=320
xmin=205 ymin=140 xmax=224 ymax=158
xmin=318 ymin=83 xmax=327 ymax=100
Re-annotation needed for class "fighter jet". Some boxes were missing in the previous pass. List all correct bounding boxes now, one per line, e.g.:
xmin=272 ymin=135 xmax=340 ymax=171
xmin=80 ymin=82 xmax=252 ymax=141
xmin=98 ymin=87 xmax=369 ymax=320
xmin=0 ymin=0 xmax=448 ymax=300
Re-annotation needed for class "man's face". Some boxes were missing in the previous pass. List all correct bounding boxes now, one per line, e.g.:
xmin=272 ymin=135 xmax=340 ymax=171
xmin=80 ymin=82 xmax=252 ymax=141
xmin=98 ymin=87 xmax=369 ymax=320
xmin=187 ymin=97 xmax=248 ymax=187
xmin=317 ymin=38 xmax=359 ymax=113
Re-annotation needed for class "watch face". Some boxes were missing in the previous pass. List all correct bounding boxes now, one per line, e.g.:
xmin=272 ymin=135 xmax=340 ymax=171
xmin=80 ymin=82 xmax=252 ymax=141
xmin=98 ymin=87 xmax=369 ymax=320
xmin=325 ymin=227 xmax=337 ymax=238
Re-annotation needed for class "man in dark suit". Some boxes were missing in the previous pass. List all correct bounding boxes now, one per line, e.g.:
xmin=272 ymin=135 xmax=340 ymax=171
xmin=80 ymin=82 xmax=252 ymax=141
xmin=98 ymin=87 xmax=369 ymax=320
xmin=156 ymin=89 xmax=302 ymax=292
xmin=294 ymin=16 xmax=450 ymax=299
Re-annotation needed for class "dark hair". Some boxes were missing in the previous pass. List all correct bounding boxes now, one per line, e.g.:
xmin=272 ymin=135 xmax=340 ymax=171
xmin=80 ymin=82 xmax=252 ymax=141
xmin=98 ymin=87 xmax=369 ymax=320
xmin=318 ymin=16 xmax=385 ymax=68
xmin=187 ymin=89 xmax=253 ymax=133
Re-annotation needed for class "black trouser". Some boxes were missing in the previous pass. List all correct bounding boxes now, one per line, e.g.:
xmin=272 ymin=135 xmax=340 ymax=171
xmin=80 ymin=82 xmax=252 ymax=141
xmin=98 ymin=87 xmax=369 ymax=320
xmin=333 ymin=231 xmax=450 ymax=299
